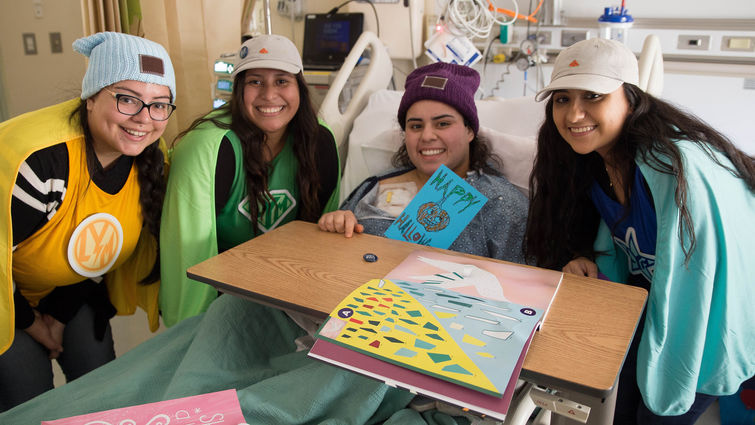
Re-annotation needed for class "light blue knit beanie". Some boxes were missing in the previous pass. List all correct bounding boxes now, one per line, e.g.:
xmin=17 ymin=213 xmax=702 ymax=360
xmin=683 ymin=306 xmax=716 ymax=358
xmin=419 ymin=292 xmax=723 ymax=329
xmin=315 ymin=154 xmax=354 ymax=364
xmin=73 ymin=32 xmax=176 ymax=101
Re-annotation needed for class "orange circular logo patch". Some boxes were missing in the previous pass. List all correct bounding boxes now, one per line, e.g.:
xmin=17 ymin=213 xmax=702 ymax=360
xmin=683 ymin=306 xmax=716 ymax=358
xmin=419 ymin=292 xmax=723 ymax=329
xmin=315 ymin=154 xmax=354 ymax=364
xmin=67 ymin=213 xmax=124 ymax=278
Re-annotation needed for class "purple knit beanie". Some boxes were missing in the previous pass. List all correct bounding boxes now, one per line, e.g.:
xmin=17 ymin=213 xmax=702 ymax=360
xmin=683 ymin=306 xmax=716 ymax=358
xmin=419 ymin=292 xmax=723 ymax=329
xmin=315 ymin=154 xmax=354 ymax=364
xmin=397 ymin=62 xmax=480 ymax=134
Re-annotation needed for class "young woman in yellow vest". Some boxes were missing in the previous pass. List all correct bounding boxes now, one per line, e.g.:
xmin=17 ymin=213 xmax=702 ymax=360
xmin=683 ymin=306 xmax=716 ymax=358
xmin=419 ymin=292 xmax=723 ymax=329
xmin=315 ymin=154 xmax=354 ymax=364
xmin=0 ymin=32 xmax=175 ymax=411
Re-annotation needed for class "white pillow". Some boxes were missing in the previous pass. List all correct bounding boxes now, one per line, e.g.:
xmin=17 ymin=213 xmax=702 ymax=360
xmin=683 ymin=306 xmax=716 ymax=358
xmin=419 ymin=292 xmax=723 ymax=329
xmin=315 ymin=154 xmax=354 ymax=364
xmin=476 ymin=95 xmax=545 ymax=138
xmin=478 ymin=127 xmax=536 ymax=196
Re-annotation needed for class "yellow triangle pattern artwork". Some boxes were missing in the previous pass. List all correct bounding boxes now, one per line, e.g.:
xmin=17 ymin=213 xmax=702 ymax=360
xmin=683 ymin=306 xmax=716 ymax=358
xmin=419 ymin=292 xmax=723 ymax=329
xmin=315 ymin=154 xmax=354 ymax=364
xmin=325 ymin=278 xmax=499 ymax=395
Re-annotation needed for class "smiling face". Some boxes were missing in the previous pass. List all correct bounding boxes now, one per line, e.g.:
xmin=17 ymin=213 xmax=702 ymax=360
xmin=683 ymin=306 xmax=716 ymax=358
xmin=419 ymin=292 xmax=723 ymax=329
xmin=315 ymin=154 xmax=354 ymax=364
xmin=551 ymin=87 xmax=631 ymax=159
xmin=404 ymin=100 xmax=474 ymax=181
xmin=86 ymin=80 xmax=171 ymax=168
xmin=241 ymin=68 xmax=300 ymax=144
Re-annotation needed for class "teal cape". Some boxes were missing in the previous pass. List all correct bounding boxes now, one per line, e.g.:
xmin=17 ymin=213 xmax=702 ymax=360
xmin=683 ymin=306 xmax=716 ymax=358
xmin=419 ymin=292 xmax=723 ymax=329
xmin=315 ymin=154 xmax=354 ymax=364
xmin=595 ymin=142 xmax=755 ymax=415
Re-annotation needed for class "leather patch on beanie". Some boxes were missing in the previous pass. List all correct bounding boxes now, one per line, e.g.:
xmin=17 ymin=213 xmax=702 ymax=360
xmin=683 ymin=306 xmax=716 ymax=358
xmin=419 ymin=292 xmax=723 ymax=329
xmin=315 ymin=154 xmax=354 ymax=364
xmin=421 ymin=76 xmax=448 ymax=90
xmin=140 ymin=55 xmax=165 ymax=76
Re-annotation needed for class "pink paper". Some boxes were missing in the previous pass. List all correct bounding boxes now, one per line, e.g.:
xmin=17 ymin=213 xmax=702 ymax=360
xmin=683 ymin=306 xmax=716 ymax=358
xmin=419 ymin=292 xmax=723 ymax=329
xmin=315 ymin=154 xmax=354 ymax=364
xmin=42 ymin=389 xmax=246 ymax=425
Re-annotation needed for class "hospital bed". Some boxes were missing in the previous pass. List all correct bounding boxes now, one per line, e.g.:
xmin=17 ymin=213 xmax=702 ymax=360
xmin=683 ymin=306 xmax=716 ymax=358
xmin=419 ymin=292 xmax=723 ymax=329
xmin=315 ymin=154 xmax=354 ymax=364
xmin=322 ymin=32 xmax=664 ymax=205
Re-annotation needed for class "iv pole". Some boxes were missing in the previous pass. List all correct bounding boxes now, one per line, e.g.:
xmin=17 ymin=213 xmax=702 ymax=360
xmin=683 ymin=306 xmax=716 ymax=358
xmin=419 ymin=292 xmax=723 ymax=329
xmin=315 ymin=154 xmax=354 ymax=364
xmin=241 ymin=0 xmax=273 ymax=40
xmin=262 ymin=0 xmax=272 ymax=34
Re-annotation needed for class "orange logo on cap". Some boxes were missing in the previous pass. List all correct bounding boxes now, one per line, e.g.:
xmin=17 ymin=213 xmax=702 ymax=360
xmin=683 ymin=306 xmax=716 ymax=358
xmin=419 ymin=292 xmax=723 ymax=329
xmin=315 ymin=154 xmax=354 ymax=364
xmin=259 ymin=48 xmax=269 ymax=54
xmin=569 ymin=60 xmax=580 ymax=67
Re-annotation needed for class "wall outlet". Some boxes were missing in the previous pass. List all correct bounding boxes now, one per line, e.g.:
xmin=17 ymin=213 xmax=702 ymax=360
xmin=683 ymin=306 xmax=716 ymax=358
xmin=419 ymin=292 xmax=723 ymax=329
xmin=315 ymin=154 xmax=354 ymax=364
xmin=677 ymin=35 xmax=710 ymax=50
xmin=33 ymin=0 xmax=43 ymax=19
xmin=561 ymin=30 xmax=588 ymax=47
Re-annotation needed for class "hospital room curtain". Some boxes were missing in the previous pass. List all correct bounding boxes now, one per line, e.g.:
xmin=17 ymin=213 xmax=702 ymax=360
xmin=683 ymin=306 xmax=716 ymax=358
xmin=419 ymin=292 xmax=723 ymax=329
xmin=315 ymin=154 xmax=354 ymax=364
xmin=138 ymin=0 xmax=244 ymax=144
xmin=81 ymin=0 xmax=143 ymax=36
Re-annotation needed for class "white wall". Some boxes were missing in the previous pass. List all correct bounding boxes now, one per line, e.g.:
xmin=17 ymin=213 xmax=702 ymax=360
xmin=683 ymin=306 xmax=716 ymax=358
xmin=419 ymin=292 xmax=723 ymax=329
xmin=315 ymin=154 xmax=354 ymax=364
xmin=0 ymin=0 xmax=85 ymax=119
xmin=662 ymin=73 xmax=755 ymax=155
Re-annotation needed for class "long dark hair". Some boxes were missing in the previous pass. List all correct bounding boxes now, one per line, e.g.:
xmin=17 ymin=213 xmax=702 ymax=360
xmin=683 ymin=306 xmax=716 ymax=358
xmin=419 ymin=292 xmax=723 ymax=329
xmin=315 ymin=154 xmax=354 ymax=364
xmin=175 ymin=71 xmax=323 ymax=233
xmin=525 ymin=83 xmax=755 ymax=269
xmin=392 ymin=116 xmax=502 ymax=175
xmin=71 ymin=100 xmax=166 ymax=284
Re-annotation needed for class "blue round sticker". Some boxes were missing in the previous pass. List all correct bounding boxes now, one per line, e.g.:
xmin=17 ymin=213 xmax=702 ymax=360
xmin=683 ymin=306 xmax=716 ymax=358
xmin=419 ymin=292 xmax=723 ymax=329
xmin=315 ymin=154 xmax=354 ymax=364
xmin=239 ymin=46 xmax=248 ymax=59
xmin=520 ymin=307 xmax=536 ymax=316
xmin=338 ymin=308 xmax=354 ymax=319
xmin=363 ymin=253 xmax=378 ymax=263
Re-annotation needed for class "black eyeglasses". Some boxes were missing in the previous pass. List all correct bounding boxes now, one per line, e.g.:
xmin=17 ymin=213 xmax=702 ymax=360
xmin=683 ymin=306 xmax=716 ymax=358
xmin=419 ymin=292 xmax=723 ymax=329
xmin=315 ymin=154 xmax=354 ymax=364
xmin=105 ymin=89 xmax=176 ymax=121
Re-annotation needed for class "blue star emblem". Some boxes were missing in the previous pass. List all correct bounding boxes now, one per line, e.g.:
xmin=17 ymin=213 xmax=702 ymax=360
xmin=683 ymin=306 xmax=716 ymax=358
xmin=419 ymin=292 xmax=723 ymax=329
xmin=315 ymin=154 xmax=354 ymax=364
xmin=613 ymin=227 xmax=655 ymax=282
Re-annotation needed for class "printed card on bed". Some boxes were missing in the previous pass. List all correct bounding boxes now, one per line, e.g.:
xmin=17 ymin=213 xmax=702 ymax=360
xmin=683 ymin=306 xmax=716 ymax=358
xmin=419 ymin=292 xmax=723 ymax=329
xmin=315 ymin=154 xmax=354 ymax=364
xmin=383 ymin=164 xmax=487 ymax=249
xmin=313 ymin=250 xmax=563 ymax=399
xmin=41 ymin=389 xmax=245 ymax=425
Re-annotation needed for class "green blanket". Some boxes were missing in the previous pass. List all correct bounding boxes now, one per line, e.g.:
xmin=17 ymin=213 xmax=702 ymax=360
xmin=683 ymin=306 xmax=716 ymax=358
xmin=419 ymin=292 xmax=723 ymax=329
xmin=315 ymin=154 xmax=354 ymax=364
xmin=0 ymin=295 xmax=471 ymax=424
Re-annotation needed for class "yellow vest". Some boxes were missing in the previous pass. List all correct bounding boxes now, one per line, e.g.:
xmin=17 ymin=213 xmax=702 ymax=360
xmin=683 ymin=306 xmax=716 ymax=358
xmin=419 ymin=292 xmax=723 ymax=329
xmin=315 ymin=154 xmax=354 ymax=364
xmin=0 ymin=99 xmax=162 ymax=354
xmin=13 ymin=139 xmax=143 ymax=304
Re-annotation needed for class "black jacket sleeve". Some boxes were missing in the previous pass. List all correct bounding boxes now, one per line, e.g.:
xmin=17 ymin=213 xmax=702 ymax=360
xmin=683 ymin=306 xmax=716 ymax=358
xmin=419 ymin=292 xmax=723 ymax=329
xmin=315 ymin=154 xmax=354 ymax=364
xmin=14 ymin=288 xmax=35 ymax=329
xmin=11 ymin=143 xmax=68 ymax=245
xmin=214 ymin=136 xmax=236 ymax=212
xmin=315 ymin=125 xmax=340 ymax=212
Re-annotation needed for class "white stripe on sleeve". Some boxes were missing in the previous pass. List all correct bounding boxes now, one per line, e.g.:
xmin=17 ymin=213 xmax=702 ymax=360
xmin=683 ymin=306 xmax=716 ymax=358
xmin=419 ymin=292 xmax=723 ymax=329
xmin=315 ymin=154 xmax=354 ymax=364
xmin=18 ymin=161 xmax=67 ymax=200
xmin=12 ymin=185 xmax=47 ymax=212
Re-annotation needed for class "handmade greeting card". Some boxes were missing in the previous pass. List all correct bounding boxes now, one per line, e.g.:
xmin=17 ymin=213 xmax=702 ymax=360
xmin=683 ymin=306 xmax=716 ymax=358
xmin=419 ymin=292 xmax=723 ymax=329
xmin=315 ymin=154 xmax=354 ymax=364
xmin=41 ymin=389 xmax=246 ymax=425
xmin=383 ymin=165 xmax=487 ymax=249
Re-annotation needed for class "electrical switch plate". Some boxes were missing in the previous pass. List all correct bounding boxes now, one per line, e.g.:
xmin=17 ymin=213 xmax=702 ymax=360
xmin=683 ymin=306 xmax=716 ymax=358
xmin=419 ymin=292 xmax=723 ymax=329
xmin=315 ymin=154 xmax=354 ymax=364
xmin=50 ymin=32 xmax=62 ymax=53
xmin=722 ymin=36 xmax=755 ymax=52
xmin=677 ymin=35 xmax=710 ymax=50
xmin=22 ymin=33 xmax=37 ymax=55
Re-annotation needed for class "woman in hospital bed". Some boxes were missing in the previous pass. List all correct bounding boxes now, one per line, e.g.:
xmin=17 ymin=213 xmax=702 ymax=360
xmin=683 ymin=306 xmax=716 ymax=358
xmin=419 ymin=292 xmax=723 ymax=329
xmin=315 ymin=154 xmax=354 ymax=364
xmin=319 ymin=62 xmax=529 ymax=264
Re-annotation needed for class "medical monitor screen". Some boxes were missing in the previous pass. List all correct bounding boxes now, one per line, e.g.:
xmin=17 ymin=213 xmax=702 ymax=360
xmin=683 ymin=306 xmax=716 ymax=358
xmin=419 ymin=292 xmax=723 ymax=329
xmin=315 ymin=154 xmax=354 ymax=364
xmin=302 ymin=13 xmax=364 ymax=70
xmin=319 ymin=21 xmax=350 ymax=54
xmin=216 ymin=79 xmax=232 ymax=92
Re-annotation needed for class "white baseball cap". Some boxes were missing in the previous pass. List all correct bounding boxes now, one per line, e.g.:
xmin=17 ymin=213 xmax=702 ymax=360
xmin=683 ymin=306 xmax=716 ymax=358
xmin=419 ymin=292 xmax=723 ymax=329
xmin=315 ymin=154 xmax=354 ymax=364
xmin=232 ymin=34 xmax=303 ymax=78
xmin=535 ymin=38 xmax=639 ymax=102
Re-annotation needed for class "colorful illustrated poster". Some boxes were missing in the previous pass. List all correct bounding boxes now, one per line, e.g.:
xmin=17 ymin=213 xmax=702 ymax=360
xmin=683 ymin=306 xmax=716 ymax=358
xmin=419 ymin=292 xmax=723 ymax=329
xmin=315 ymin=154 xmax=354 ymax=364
xmin=316 ymin=278 xmax=530 ymax=397
xmin=41 ymin=389 xmax=245 ymax=425
xmin=315 ymin=251 xmax=562 ymax=398
xmin=383 ymin=164 xmax=487 ymax=249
